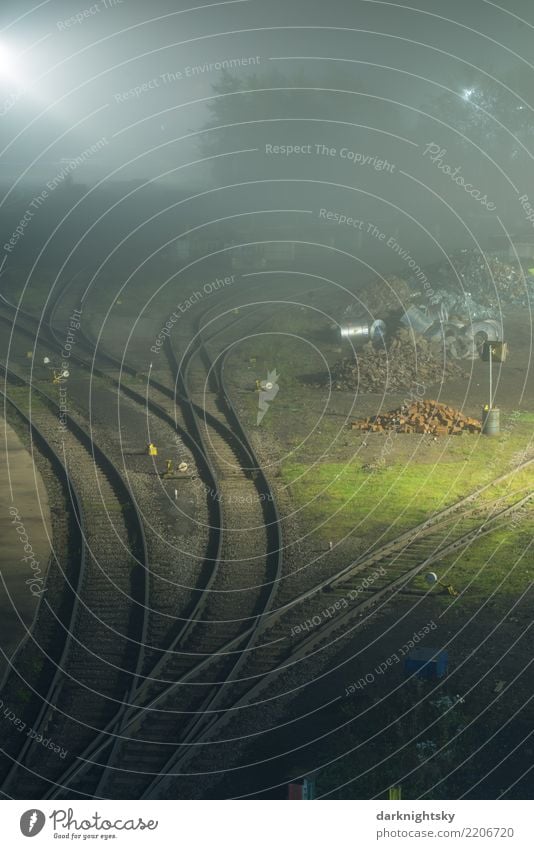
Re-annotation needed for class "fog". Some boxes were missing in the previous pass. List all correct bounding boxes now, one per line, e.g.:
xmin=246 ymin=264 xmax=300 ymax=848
xmin=1 ymin=0 xmax=534 ymax=292
xmin=1 ymin=0 xmax=534 ymax=807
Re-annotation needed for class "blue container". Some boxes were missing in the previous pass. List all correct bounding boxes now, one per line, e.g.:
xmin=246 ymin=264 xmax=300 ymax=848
xmin=404 ymin=647 xmax=448 ymax=680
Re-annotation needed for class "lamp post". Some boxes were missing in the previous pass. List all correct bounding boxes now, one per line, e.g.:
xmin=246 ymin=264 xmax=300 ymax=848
xmin=481 ymin=341 xmax=508 ymax=435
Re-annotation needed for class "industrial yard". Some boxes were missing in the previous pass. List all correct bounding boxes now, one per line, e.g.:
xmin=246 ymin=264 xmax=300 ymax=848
xmin=0 ymin=0 xmax=533 ymax=819
xmin=0 ymin=238 xmax=532 ymax=802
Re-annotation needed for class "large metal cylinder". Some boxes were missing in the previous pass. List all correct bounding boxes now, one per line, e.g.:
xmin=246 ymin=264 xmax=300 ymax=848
xmin=481 ymin=407 xmax=500 ymax=436
xmin=370 ymin=319 xmax=386 ymax=341
xmin=340 ymin=322 xmax=370 ymax=341
xmin=340 ymin=320 xmax=386 ymax=342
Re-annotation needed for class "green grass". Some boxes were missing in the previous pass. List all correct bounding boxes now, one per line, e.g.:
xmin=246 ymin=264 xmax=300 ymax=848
xmin=413 ymin=506 xmax=534 ymax=616
xmin=280 ymin=412 xmax=533 ymax=544
xmin=282 ymin=460 xmax=452 ymax=540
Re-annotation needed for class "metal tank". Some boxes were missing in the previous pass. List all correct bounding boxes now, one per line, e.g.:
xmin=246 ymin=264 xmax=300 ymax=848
xmin=340 ymin=319 xmax=387 ymax=342
xmin=481 ymin=407 xmax=500 ymax=436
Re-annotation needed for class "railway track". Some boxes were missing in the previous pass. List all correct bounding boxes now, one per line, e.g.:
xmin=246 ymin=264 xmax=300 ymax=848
xmin=0 ymin=385 xmax=81 ymax=793
xmin=0 ymin=293 xmax=219 ymax=669
xmin=143 ymin=470 xmax=532 ymax=799
xmin=37 ymin=288 xmax=533 ymax=798
xmin=0 ymin=363 xmax=149 ymax=798
xmin=0 ymin=289 xmax=218 ymax=794
xmin=2 ymin=277 xmax=531 ymax=799
xmin=46 ymin=451 xmax=532 ymax=799
xmin=39 ymin=288 xmax=285 ymax=799
xmin=1 ymin=272 xmax=288 ymax=797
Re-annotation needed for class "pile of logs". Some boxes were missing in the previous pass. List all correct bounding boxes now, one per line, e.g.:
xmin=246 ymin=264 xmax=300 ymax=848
xmin=351 ymin=400 xmax=481 ymax=435
xmin=331 ymin=330 xmax=467 ymax=392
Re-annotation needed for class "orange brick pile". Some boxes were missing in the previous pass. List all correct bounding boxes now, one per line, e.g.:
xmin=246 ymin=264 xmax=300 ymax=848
xmin=351 ymin=400 xmax=481 ymax=435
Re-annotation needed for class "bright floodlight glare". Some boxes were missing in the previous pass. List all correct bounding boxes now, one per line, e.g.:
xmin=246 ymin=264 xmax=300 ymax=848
xmin=0 ymin=41 xmax=27 ymax=91
xmin=0 ymin=42 xmax=23 ymax=88
xmin=0 ymin=44 xmax=13 ymax=78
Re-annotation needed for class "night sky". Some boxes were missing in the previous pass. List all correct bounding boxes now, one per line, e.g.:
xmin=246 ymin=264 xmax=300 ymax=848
xmin=1 ymin=0 xmax=533 ymax=186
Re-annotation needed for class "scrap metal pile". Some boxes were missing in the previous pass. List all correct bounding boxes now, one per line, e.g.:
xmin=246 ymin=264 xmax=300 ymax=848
xmin=343 ymin=253 xmax=531 ymax=325
xmin=331 ymin=329 xmax=467 ymax=392
xmin=351 ymin=400 xmax=481 ymax=435
xmin=343 ymin=274 xmax=413 ymax=315
xmin=416 ymin=251 xmax=533 ymax=316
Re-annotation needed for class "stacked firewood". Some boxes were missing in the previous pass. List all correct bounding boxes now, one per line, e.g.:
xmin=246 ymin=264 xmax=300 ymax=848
xmin=351 ymin=400 xmax=481 ymax=435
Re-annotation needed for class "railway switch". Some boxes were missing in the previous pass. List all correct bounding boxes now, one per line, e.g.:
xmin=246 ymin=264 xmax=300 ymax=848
xmin=52 ymin=368 xmax=69 ymax=384
xmin=162 ymin=459 xmax=174 ymax=478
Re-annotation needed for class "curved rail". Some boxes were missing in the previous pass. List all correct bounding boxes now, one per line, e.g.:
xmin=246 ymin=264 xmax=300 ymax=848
xmin=137 ymin=305 xmax=284 ymax=771
xmin=0 ymin=278 xmax=224 ymax=799
xmin=44 ymin=291 xmax=286 ymax=798
xmin=0 ymin=357 xmax=149 ymax=798
xmin=89 ymin=297 xmax=284 ymax=798
xmin=0 ymin=381 xmax=85 ymax=790
xmin=145 ymin=478 xmax=533 ymax=797
xmin=62 ymin=456 xmax=532 ymax=800
xmin=39 ymin=287 xmax=534 ymax=799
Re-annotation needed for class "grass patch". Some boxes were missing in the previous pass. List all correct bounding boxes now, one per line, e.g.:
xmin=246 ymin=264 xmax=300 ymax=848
xmin=416 ymin=514 xmax=534 ymax=610
xmin=280 ymin=412 xmax=533 ymax=544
